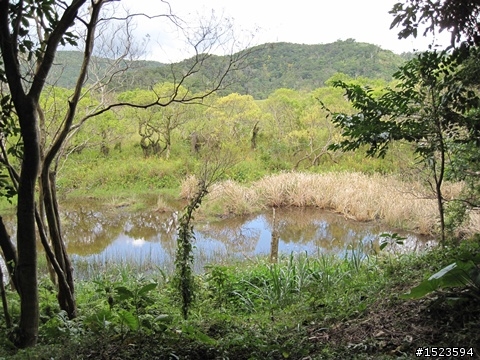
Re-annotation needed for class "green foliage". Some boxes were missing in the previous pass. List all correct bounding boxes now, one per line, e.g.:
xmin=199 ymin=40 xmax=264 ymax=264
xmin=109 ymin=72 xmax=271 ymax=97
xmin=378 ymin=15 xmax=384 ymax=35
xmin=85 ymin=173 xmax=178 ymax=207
xmin=390 ymin=0 xmax=480 ymax=48
xmin=47 ymin=51 xmax=163 ymax=89
xmin=84 ymin=275 xmax=167 ymax=337
xmin=226 ymin=159 xmax=267 ymax=183
xmin=0 ymin=94 xmax=20 ymax=201
xmin=39 ymin=310 xmax=82 ymax=343
xmin=401 ymin=256 xmax=480 ymax=300
xmin=2 ymin=241 xmax=480 ymax=359
xmin=51 ymin=40 xmax=405 ymax=99
xmin=21 ymin=73 xmax=414 ymax=207
xmin=326 ymin=49 xmax=480 ymax=240
xmin=175 ymin=180 xmax=209 ymax=320
xmin=117 ymin=83 xmax=192 ymax=158
xmin=327 ymin=51 xmax=474 ymax=157
xmin=379 ymin=233 xmax=406 ymax=251
xmin=203 ymin=252 xmax=382 ymax=320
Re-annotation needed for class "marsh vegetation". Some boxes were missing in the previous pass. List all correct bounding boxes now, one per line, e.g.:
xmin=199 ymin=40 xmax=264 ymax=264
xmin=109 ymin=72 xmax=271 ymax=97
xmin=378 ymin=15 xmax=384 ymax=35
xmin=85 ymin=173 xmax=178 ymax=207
xmin=1 ymin=0 xmax=480 ymax=357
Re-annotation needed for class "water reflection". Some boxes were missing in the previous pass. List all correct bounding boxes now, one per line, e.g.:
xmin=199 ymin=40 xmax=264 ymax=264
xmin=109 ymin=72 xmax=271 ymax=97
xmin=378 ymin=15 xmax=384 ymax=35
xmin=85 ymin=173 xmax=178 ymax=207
xmin=3 ymin=203 xmax=435 ymax=277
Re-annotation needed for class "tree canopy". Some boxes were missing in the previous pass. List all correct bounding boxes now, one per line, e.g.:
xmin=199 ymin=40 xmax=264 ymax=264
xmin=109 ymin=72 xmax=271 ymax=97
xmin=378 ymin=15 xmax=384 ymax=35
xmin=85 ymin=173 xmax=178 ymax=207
xmin=50 ymin=40 xmax=409 ymax=99
xmin=390 ymin=0 xmax=480 ymax=48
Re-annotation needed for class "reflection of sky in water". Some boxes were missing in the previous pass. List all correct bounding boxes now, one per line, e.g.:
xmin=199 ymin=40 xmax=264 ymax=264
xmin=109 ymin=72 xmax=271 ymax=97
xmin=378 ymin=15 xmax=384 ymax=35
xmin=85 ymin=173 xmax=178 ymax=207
xmin=72 ymin=233 xmax=169 ymax=265
xmin=62 ymin=208 xmax=434 ymax=275
xmin=193 ymin=237 xmax=227 ymax=258
xmin=0 ymin=205 xmax=435 ymax=281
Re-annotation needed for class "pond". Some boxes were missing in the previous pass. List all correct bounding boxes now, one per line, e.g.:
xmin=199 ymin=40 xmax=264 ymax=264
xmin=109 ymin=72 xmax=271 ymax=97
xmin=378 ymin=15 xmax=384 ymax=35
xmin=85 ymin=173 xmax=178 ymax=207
xmin=1 ymin=204 xmax=435 ymax=279
xmin=58 ymin=204 xmax=434 ymax=278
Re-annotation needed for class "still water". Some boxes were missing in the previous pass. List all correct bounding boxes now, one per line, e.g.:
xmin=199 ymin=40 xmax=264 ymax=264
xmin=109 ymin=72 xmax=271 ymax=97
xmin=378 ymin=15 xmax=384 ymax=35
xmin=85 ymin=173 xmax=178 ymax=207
xmin=54 ymin=204 xmax=434 ymax=276
xmin=1 ymin=203 xmax=434 ymax=278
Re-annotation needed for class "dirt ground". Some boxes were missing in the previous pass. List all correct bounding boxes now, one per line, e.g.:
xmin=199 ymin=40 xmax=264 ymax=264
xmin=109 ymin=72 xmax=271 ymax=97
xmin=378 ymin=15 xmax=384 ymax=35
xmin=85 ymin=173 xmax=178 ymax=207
xmin=309 ymin=287 xmax=480 ymax=359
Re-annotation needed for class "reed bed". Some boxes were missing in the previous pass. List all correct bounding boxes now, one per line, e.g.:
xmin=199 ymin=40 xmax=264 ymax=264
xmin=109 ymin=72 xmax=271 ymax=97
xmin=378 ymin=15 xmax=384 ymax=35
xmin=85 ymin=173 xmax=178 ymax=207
xmin=180 ymin=171 xmax=475 ymax=236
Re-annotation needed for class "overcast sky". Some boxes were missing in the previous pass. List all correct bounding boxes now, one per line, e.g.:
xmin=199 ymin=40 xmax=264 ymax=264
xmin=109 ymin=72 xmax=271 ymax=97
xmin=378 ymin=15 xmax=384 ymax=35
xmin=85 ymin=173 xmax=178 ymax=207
xmin=118 ymin=0 xmax=451 ymax=63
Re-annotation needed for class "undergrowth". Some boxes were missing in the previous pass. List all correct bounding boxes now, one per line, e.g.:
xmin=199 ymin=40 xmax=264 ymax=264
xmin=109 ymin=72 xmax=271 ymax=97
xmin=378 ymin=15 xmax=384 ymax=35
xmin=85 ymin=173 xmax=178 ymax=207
xmin=1 ymin=240 xmax=478 ymax=359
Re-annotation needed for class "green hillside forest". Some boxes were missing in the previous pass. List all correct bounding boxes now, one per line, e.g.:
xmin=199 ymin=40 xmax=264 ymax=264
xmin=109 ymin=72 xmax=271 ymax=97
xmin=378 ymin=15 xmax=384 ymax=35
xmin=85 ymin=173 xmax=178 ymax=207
xmin=51 ymin=39 xmax=408 ymax=98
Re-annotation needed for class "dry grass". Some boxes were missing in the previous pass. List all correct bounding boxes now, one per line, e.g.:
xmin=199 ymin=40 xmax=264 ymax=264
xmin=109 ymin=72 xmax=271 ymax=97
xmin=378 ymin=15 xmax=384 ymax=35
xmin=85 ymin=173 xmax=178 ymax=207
xmin=179 ymin=175 xmax=199 ymax=200
xmin=208 ymin=180 xmax=256 ymax=215
xmin=155 ymin=197 xmax=171 ymax=213
xmin=460 ymin=209 xmax=480 ymax=237
xmin=180 ymin=171 xmax=476 ymax=236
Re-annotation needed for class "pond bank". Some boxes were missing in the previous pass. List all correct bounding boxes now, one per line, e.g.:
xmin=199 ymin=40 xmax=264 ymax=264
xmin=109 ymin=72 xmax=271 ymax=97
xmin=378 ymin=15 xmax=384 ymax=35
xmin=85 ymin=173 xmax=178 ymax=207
xmin=181 ymin=171 xmax=479 ymax=237
xmin=3 ymin=240 xmax=479 ymax=359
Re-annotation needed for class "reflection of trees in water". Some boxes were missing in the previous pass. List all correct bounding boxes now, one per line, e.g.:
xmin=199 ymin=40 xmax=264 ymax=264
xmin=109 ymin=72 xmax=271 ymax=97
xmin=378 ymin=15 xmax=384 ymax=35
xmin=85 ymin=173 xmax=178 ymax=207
xmin=30 ymin=202 xmax=433 ymax=261
xmin=62 ymin=207 xmax=127 ymax=255
xmin=270 ymin=208 xmax=322 ymax=245
xmin=197 ymin=215 xmax=261 ymax=254
xmin=123 ymin=211 xmax=178 ymax=257
xmin=62 ymin=205 xmax=179 ymax=256
xmin=314 ymin=220 xmax=378 ymax=253
xmin=270 ymin=208 xmax=404 ymax=253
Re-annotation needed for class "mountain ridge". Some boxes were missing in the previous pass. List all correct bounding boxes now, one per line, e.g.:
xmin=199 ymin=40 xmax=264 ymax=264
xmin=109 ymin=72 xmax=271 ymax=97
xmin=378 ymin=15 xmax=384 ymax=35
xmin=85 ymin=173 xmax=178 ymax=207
xmin=51 ymin=39 xmax=410 ymax=99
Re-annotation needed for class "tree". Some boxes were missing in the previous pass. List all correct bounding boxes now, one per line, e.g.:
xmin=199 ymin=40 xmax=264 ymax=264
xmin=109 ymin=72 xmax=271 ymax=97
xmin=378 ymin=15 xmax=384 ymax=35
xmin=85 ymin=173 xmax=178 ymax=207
xmin=204 ymin=92 xmax=264 ymax=149
xmin=118 ymin=83 xmax=192 ymax=158
xmin=0 ymin=0 xmax=249 ymax=348
xmin=389 ymin=0 xmax=480 ymax=238
xmin=291 ymin=87 xmax=345 ymax=169
xmin=325 ymin=1 xmax=480 ymax=243
xmin=326 ymin=50 xmax=480 ymax=243
xmin=0 ymin=1 xmax=96 ymax=347
xmin=263 ymin=88 xmax=305 ymax=140
xmin=390 ymin=0 xmax=480 ymax=48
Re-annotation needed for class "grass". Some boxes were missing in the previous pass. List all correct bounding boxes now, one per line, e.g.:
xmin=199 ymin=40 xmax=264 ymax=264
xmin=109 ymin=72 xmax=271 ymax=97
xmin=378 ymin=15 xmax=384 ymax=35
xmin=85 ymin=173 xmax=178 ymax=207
xmin=5 ymin=141 xmax=470 ymax=238
xmin=41 ymin=141 xmax=410 ymax=204
xmin=1 ymin=240 xmax=479 ymax=359
xmin=55 ymin=146 xmax=185 ymax=200
xmin=1 ymin=140 xmax=478 ymax=357
xmin=182 ymin=171 xmax=478 ymax=236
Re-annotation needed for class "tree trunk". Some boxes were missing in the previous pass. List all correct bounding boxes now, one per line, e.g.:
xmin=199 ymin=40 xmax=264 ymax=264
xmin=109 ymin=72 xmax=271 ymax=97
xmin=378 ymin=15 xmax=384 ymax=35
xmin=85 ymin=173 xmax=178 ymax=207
xmin=270 ymin=207 xmax=279 ymax=263
xmin=0 ymin=263 xmax=12 ymax=329
xmin=40 ymin=170 xmax=76 ymax=318
xmin=251 ymin=121 xmax=259 ymax=150
xmin=15 ymin=101 xmax=40 ymax=348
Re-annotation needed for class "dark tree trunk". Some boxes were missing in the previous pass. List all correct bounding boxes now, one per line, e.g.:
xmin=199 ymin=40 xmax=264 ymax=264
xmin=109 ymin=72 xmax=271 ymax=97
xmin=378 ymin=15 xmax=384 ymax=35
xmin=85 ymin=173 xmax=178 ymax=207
xmin=251 ymin=121 xmax=260 ymax=150
xmin=40 ymin=170 xmax=76 ymax=318
xmin=15 ymin=101 xmax=40 ymax=348
xmin=0 ymin=263 xmax=12 ymax=329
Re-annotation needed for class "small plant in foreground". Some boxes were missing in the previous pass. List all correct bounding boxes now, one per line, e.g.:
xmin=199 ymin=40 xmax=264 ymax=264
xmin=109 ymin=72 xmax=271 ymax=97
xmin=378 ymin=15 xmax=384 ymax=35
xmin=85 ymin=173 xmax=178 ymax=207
xmin=401 ymin=253 xmax=480 ymax=300
xmin=84 ymin=275 xmax=170 ymax=337
xmin=378 ymin=232 xmax=406 ymax=251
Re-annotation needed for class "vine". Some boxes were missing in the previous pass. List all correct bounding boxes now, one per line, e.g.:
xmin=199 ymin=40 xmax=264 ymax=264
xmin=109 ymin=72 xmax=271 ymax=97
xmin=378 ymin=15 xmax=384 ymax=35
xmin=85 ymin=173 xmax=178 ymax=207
xmin=175 ymin=179 xmax=209 ymax=319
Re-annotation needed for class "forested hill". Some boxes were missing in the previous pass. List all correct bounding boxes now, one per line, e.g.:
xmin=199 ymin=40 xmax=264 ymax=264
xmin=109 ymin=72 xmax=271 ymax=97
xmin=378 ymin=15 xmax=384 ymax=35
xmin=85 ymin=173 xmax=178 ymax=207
xmin=52 ymin=40 xmax=409 ymax=99
xmin=224 ymin=40 xmax=408 ymax=97
xmin=48 ymin=50 xmax=164 ymax=89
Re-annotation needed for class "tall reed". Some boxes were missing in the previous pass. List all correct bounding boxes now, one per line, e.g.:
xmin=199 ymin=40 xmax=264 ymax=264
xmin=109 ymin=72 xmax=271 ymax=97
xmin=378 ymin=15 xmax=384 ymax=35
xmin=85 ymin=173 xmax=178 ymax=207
xmin=180 ymin=171 xmax=474 ymax=236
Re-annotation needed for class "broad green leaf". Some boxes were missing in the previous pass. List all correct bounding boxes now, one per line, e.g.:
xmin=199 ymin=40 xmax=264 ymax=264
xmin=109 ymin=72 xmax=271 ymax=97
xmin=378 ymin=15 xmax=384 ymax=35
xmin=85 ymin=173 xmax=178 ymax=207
xmin=402 ymin=261 xmax=476 ymax=299
xmin=379 ymin=241 xmax=389 ymax=251
xmin=118 ymin=310 xmax=139 ymax=331
xmin=115 ymin=286 xmax=134 ymax=300
xmin=138 ymin=282 xmax=157 ymax=296
xmin=155 ymin=314 xmax=172 ymax=323
xmin=428 ymin=262 xmax=457 ymax=280
xmin=400 ymin=278 xmax=441 ymax=299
